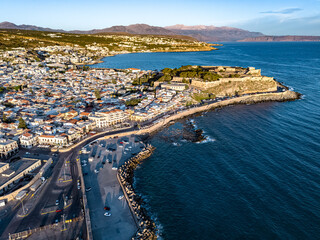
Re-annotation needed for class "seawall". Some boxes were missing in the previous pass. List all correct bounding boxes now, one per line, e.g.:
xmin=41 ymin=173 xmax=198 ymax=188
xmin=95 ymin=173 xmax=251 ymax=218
xmin=135 ymin=90 xmax=300 ymax=135
xmin=117 ymin=145 xmax=157 ymax=239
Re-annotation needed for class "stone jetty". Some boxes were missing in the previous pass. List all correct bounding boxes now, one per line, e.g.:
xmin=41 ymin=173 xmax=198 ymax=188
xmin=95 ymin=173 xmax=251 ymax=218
xmin=118 ymin=145 xmax=157 ymax=240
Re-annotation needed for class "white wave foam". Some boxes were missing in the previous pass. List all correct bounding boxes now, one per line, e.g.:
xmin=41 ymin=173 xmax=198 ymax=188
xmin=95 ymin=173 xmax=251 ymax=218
xmin=197 ymin=136 xmax=216 ymax=144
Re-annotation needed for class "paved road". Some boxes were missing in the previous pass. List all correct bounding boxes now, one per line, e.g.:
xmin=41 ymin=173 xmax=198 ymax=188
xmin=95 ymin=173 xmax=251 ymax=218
xmin=0 ymin=89 xmax=288 ymax=239
xmin=0 ymin=127 xmax=144 ymax=240
xmin=0 ymin=148 xmax=84 ymax=239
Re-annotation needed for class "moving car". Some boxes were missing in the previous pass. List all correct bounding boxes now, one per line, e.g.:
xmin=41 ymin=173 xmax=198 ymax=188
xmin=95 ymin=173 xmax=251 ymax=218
xmin=85 ymin=187 xmax=92 ymax=192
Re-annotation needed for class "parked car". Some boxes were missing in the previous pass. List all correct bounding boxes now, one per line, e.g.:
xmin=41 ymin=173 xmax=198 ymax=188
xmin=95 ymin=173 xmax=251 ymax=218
xmin=85 ymin=187 xmax=92 ymax=192
xmin=55 ymin=200 xmax=59 ymax=206
xmin=104 ymin=212 xmax=111 ymax=217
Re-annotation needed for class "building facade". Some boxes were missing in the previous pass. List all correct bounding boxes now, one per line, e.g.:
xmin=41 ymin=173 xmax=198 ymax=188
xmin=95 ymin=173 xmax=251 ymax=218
xmin=0 ymin=139 xmax=19 ymax=159
xmin=89 ymin=109 xmax=127 ymax=128
xmin=19 ymin=133 xmax=38 ymax=148
xmin=38 ymin=135 xmax=68 ymax=146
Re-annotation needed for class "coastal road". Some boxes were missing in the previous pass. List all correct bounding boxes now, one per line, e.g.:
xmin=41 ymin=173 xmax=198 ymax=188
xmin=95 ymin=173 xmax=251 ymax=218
xmin=0 ymin=127 xmax=142 ymax=240
xmin=1 ymin=149 xmax=84 ymax=239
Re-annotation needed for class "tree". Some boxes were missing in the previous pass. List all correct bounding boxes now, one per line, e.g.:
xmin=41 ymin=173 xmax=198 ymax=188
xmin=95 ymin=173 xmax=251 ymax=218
xmin=125 ymin=98 xmax=142 ymax=106
xmin=158 ymin=75 xmax=172 ymax=82
xmin=2 ymin=113 xmax=7 ymax=123
xmin=18 ymin=117 xmax=27 ymax=129
xmin=95 ymin=89 xmax=101 ymax=100
xmin=82 ymin=66 xmax=90 ymax=71
xmin=44 ymin=91 xmax=52 ymax=97
xmin=13 ymin=85 xmax=22 ymax=91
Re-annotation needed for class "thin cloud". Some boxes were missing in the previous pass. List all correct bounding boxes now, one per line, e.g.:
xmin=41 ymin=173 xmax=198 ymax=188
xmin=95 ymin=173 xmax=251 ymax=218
xmin=261 ymin=8 xmax=302 ymax=14
xmin=233 ymin=14 xmax=320 ymax=35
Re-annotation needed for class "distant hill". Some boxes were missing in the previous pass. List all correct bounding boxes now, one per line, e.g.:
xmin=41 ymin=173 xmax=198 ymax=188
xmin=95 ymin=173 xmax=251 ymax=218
xmin=75 ymin=24 xmax=175 ymax=35
xmin=0 ymin=21 xmax=65 ymax=32
xmin=0 ymin=21 xmax=264 ymax=42
xmin=2 ymin=21 xmax=319 ymax=43
xmin=165 ymin=24 xmax=264 ymax=42
xmin=238 ymin=36 xmax=320 ymax=42
xmin=0 ymin=22 xmax=176 ymax=35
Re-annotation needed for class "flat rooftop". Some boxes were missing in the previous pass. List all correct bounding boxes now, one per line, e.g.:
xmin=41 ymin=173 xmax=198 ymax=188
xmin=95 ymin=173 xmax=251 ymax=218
xmin=0 ymin=158 xmax=41 ymax=187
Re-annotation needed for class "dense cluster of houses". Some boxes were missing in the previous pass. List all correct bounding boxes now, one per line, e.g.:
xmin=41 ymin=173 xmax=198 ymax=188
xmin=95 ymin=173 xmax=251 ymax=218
xmin=0 ymin=46 xmax=193 ymax=159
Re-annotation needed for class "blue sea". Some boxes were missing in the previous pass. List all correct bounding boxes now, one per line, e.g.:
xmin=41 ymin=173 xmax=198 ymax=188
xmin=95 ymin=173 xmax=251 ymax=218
xmin=93 ymin=42 xmax=320 ymax=239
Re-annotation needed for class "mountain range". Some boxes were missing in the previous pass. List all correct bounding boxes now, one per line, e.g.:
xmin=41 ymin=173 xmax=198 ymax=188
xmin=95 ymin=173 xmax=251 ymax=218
xmin=0 ymin=21 xmax=262 ymax=42
xmin=0 ymin=21 xmax=319 ymax=42
xmin=165 ymin=24 xmax=264 ymax=42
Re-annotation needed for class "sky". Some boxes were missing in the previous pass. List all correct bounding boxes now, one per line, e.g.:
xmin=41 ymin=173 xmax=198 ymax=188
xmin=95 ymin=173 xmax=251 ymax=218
xmin=1 ymin=0 xmax=320 ymax=35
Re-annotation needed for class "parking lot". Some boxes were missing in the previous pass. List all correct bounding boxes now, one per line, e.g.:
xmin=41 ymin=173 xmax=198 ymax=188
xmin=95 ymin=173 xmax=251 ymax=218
xmin=80 ymin=135 xmax=145 ymax=240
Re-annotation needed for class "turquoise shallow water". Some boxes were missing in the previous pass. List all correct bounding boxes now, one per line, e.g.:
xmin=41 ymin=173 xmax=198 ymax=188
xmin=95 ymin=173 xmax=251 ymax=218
xmin=94 ymin=42 xmax=320 ymax=239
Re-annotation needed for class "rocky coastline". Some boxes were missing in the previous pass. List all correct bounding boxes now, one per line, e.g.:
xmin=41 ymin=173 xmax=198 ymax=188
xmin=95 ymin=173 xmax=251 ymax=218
xmin=111 ymin=89 xmax=300 ymax=240
xmin=118 ymin=145 xmax=157 ymax=240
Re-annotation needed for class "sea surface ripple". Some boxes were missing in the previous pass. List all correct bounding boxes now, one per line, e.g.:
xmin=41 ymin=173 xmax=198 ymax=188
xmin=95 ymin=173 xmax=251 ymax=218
xmin=94 ymin=42 xmax=320 ymax=239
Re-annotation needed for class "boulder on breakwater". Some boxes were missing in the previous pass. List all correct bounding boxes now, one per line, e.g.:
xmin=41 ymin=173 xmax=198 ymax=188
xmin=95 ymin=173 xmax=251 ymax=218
xmin=118 ymin=145 xmax=157 ymax=240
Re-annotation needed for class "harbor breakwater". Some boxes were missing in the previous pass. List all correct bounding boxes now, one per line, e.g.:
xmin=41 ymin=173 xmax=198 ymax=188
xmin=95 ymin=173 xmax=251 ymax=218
xmin=117 ymin=145 xmax=157 ymax=240
xmin=138 ymin=90 xmax=300 ymax=136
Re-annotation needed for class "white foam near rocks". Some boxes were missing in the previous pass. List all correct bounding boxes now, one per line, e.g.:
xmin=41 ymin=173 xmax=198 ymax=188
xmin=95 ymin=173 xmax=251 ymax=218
xmin=197 ymin=136 xmax=216 ymax=144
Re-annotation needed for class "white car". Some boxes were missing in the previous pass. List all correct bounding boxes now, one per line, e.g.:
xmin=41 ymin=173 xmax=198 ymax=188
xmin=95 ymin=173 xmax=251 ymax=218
xmin=94 ymin=169 xmax=99 ymax=173
xmin=104 ymin=212 xmax=111 ymax=217
xmin=118 ymin=195 xmax=124 ymax=200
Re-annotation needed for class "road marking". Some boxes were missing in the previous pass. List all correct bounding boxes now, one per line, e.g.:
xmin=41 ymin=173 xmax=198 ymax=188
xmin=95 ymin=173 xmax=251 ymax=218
xmin=18 ymin=211 xmax=31 ymax=218
xmin=40 ymin=209 xmax=56 ymax=215
xmin=64 ymin=202 xmax=72 ymax=209
xmin=62 ymin=179 xmax=72 ymax=183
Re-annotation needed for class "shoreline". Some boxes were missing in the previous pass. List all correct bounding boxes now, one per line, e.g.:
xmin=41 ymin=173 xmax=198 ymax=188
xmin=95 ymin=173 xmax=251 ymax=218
xmin=106 ymin=89 xmax=301 ymax=239
xmin=84 ymin=46 xmax=218 ymax=66
xmin=117 ymin=145 xmax=157 ymax=239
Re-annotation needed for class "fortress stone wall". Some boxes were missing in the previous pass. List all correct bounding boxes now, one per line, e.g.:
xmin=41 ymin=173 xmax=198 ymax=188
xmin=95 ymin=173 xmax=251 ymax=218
xmin=191 ymin=76 xmax=275 ymax=89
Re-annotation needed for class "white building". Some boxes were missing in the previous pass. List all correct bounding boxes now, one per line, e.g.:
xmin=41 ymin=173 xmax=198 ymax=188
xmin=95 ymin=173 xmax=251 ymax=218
xmin=0 ymin=139 xmax=19 ymax=159
xmin=38 ymin=135 xmax=68 ymax=146
xmin=89 ymin=109 xmax=127 ymax=128
xmin=161 ymin=82 xmax=186 ymax=91
xmin=19 ymin=133 xmax=38 ymax=148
